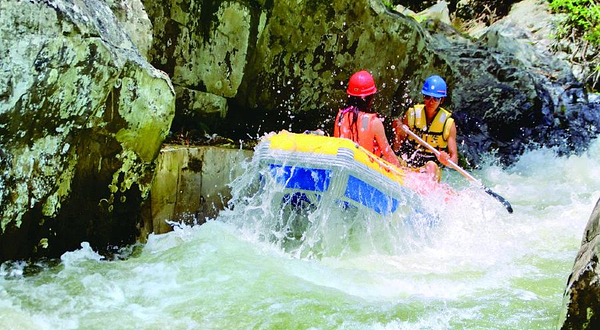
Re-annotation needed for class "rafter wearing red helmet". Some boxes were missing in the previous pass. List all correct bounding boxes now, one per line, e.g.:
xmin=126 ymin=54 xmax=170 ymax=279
xmin=334 ymin=71 xmax=400 ymax=167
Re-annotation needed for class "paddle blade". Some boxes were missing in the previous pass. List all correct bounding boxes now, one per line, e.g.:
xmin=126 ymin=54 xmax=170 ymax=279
xmin=484 ymin=187 xmax=513 ymax=214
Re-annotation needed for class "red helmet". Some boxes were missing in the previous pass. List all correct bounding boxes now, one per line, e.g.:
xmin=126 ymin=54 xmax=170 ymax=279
xmin=346 ymin=70 xmax=377 ymax=97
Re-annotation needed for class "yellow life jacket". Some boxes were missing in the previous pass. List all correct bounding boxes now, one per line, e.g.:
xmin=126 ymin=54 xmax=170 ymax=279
xmin=406 ymin=104 xmax=454 ymax=152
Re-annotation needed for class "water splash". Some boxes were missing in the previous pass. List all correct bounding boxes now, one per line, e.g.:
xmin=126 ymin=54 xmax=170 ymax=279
xmin=217 ymin=135 xmax=488 ymax=260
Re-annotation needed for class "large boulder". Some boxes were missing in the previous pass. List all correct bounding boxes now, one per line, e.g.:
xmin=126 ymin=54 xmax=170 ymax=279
xmin=446 ymin=0 xmax=600 ymax=164
xmin=559 ymin=198 xmax=600 ymax=329
xmin=143 ymin=0 xmax=598 ymax=166
xmin=0 ymin=0 xmax=175 ymax=261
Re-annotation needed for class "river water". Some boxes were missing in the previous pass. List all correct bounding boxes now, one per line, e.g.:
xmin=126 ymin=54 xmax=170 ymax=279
xmin=1 ymin=138 xmax=599 ymax=330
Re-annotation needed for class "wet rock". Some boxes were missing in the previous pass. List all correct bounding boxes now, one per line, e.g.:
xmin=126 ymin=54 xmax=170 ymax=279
xmin=560 ymin=198 xmax=600 ymax=329
xmin=172 ymin=86 xmax=229 ymax=136
xmin=0 ymin=0 xmax=175 ymax=261
xmin=143 ymin=0 xmax=250 ymax=95
xmin=106 ymin=0 xmax=154 ymax=59
xmin=396 ymin=0 xmax=450 ymax=13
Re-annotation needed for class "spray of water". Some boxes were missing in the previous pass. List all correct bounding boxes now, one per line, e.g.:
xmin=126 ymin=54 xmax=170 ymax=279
xmin=216 ymin=134 xmax=496 ymax=260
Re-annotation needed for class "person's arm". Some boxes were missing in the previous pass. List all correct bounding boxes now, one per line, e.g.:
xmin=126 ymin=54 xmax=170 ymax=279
xmin=437 ymin=121 xmax=458 ymax=166
xmin=391 ymin=115 xmax=409 ymax=152
xmin=372 ymin=118 xmax=401 ymax=167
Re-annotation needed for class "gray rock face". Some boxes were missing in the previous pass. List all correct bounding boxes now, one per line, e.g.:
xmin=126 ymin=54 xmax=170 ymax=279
xmin=0 ymin=0 xmax=175 ymax=260
xmin=560 ymin=198 xmax=600 ymax=329
xmin=143 ymin=0 xmax=251 ymax=96
xmin=106 ymin=0 xmax=154 ymax=59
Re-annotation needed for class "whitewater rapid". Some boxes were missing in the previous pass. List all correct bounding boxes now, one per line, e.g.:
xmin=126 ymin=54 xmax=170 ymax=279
xmin=1 ymin=139 xmax=599 ymax=330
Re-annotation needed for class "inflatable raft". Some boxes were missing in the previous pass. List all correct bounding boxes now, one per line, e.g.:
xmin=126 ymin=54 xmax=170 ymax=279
xmin=253 ymin=131 xmax=425 ymax=216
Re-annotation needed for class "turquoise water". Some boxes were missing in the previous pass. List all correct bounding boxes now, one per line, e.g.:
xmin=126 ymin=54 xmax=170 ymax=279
xmin=1 ymin=139 xmax=599 ymax=330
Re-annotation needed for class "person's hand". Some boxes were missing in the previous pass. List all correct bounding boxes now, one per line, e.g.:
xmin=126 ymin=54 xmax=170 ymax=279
xmin=437 ymin=150 xmax=450 ymax=166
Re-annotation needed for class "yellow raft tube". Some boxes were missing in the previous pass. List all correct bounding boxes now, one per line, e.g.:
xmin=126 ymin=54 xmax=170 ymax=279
xmin=253 ymin=131 xmax=422 ymax=216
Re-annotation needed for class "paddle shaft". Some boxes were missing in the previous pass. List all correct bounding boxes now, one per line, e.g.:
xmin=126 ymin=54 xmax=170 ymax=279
xmin=400 ymin=125 xmax=513 ymax=213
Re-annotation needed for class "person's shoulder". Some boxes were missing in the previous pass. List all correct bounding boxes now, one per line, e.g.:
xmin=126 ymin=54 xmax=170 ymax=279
xmin=408 ymin=104 xmax=424 ymax=114
xmin=439 ymin=106 xmax=452 ymax=114
xmin=360 ymin=111 xmax=377 ymax=118
xmin=370 ymin=115 xmax=385 ymax=128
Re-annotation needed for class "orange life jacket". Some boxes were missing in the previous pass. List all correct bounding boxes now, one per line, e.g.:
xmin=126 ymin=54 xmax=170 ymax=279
xmin=334 ymin=107 xmax=382 ymax=157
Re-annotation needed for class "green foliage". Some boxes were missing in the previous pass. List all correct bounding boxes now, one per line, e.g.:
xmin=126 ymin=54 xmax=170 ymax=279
xmin=549 ymin=0 xmax=600 ymax=90
xmin=548 ymin=0 xmax=600 ymax=46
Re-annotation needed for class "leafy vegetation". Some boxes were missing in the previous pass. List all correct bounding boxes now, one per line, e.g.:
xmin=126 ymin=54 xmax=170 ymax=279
xmin=548 ymin=0 xmax=600 ymax=90
xmin=548 ymin=0 xmax=600 ymax=46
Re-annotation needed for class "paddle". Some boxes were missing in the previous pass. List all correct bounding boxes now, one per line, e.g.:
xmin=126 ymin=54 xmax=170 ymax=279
xmin=400 ymin=124 xmax=514 ymax=214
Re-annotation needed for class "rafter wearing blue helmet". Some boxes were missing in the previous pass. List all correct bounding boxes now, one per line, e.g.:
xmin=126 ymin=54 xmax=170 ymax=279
xmin=391 ymin=75 xmax=458 ymax=181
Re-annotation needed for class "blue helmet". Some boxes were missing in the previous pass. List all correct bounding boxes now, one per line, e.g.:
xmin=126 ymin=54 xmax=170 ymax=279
xmin=421 ymin=75 xmax=447 ymax=98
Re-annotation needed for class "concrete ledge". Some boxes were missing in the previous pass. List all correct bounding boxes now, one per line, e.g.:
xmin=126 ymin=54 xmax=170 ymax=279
xmin=140 ymin=145 xmax=252 ymax=237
